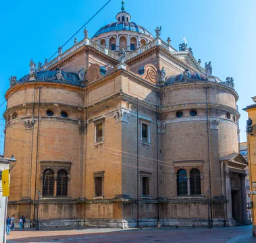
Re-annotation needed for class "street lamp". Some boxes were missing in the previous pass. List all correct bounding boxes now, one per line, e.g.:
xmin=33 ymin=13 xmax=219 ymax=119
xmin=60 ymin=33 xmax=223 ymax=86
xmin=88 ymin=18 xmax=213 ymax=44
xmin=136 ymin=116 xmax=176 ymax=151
xmin=35 ymin=191 xmax=41 ymax=230
xmin=8 ymin=155 xmax=17 ymax=171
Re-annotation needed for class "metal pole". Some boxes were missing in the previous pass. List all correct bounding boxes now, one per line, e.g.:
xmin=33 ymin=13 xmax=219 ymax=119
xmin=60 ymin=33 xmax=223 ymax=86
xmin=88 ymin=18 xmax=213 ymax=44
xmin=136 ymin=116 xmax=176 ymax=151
xmin=36 ymin=192 xmax=40 ymax=230
xmin=137 ymin=98 xmax=139 ymax=228
xmin=34 ymin=87 xmax=41 ymax=229
xmin=206 ymin=87 xmax=212 ymax=228
xmin=156 ymin=105 xmax=160 ymax=227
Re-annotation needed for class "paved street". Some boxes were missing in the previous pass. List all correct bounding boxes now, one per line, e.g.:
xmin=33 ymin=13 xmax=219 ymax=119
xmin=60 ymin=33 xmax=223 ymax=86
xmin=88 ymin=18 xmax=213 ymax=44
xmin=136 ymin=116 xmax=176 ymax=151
xmin=6 ymin=225 xmax=256 ymax=243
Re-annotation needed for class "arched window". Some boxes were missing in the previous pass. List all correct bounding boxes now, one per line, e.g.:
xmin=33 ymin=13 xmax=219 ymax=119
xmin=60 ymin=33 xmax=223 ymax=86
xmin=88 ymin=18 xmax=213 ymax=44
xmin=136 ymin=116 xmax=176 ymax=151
xmin=100 ymin=39 xmax=106 ymax=47
xmin=190 ymin=169 xmax=201 ymax=195
xmin=57 ymin=169 xmax=68 ymax=197
xmin=43 ymin=169 xmax=54 ymax=197
xmin=109 ymin=37 xmax=116 ymax=50
xmin=141 ymin=39 xmax=147 ymax=46
xmin=130 ymin=37 xmax=137 ymax=50
xmin=122 ymin=16 xmax=125 ymax=22
xmin=226 ymin=112 xmax=231 ymax=119
xmin=177 ymin=169 xmax=187 ymax=195
xmin=12 ymin=112 xmax=17 ymax=119
xmin=119 ymin=36 xmax=127 ymax=50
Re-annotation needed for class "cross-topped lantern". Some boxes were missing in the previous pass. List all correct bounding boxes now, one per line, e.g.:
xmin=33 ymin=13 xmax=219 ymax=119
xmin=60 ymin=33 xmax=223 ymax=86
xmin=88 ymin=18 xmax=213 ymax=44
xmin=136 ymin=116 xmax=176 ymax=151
xmin=121 ymin=1 xmax=125 ymax=12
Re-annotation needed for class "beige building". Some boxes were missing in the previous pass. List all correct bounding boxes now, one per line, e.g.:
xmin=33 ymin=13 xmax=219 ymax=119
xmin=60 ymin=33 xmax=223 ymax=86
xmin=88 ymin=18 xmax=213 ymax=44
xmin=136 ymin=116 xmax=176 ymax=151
xmin=4 ymin=3 xmax=248 ymax=228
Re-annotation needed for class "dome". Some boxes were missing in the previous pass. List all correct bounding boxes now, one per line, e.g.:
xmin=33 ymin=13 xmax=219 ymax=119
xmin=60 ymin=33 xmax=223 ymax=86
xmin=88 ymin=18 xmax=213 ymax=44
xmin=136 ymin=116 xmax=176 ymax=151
xmin=17 ymin=69 xmax=83 ymax=87
xmin=92 ymin=1 xmax=153 ymax=39
xmin=92 ymin=22 xmax=153 ymax=38
xmin=165 ymin=70 xmax=208 ymax=85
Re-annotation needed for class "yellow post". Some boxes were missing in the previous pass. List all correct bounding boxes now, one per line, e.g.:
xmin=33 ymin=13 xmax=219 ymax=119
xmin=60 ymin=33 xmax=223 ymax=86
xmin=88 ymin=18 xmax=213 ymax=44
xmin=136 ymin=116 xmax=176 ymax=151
xmin=2 ymin=169 xmax=9 ymax=197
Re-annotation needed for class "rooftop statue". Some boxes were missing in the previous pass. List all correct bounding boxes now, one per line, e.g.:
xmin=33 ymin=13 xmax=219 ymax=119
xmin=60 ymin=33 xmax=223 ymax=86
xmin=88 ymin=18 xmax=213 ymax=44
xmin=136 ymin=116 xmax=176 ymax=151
xmin=179 ymin=43 xmax=187 ymax=51
xmin=119 ymin=48 xmax=126 ymax=64
xmin=160 ymin=67 xmax=166 ymax=83
xmin=155 ymin=26 xmax=161 ymax=38
xmin=78 ymin=67 xmax=85 ymax=81
xmin=29 ymin=59 xmax=37 ymax=80
xmin=55 ymin=69 xmax=63 ymax=81
xmin=225 ymin=77 xmax=235 ymax=88
xmin=58 ymin=46 xmax=62 ymax=55
xmin=205 ymin=61 xmax=212 ymax=76
xmin=9 ymin=76 xmax=17 ymax=87
xmin=38 ymin=62 xmax=42 ymax=69
xmin=84 ymin=28 xmax=88 ymax=39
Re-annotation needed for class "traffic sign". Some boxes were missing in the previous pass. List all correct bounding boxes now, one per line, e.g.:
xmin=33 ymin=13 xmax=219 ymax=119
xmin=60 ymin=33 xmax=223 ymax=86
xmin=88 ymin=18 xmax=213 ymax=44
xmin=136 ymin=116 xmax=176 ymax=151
xmin=248 ymin=191 xmax=256 ymax=195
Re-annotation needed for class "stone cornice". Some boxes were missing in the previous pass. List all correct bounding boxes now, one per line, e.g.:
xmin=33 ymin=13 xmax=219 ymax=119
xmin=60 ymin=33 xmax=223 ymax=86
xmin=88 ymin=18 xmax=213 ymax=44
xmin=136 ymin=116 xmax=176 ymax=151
xmin=5 ymin=81 xmax=83 ymax=100
xmin=163 ymin=81 xmax=239 ymax=101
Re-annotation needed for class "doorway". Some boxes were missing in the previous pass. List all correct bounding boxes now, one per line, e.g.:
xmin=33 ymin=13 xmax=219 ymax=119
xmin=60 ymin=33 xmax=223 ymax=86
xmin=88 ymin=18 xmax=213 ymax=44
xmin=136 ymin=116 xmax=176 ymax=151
xmin=231 ymin=190 xmax=242 ymax=224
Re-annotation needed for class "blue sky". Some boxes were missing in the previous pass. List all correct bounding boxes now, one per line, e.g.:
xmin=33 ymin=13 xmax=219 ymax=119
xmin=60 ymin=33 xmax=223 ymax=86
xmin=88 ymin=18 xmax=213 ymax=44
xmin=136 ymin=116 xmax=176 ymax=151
xmin=0 ymin=0 xmax=255 ymax=154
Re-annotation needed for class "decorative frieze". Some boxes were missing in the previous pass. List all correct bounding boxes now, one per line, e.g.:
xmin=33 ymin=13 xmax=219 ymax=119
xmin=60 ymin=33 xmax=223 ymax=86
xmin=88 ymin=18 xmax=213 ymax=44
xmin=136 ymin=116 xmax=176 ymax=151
xmin=23 ymin=120 xmax=35 ymax=130
xmin=138 ymin=64 xmax=158 ymax=84
xmin=86 ymin=64 xmax=103 ymax=83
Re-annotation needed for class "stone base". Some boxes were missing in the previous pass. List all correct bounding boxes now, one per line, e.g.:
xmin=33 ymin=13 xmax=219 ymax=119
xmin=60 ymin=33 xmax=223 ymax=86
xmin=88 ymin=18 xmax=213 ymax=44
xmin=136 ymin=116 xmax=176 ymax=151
xmin=20 ymin=218 xmax=237 ymax=229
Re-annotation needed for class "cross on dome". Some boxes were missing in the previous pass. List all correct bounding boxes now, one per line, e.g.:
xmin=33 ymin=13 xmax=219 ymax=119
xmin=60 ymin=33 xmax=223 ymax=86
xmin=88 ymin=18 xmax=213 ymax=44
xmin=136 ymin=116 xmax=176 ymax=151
xmin=116 ymin=1 xmax=131 ymax=22
xmin=121 ymin=1 xmax=125 ymax=12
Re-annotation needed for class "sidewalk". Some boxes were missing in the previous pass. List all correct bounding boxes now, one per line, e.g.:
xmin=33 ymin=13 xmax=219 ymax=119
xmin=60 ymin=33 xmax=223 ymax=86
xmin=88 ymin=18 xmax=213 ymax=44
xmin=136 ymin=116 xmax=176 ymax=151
xmin=6 ymin=225 xmax=256 ymax=243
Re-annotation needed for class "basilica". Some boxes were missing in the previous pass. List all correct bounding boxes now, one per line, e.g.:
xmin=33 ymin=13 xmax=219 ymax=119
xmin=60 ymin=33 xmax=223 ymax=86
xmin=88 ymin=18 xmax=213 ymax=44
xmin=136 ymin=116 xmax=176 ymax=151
xmin=4 ymin=2 xmax=248 ymax=227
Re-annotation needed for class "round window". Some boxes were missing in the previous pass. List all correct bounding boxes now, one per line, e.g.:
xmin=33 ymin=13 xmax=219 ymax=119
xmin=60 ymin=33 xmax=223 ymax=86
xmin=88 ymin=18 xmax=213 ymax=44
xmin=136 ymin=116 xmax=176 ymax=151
xmin=226 ymin=112 xmax=231 ymax=119
xmin=61 ymin=111 xmax=68 ymax=118
xmin=176 ymin=111 xmax=183 ymax=118
xmin=190 ymin=110 xmax=197 ymax=116
xmin=46 ymin=109 xmax=54 ymax=116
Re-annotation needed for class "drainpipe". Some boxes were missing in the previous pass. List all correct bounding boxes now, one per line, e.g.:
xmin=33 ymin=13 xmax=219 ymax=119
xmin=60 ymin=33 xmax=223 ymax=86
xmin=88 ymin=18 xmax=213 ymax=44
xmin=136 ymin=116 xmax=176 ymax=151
xmin=156 ymin=105 xmax=160 ymax=227
xmin=137 ymin=98 xmax=139 ymax=228
xmin=205 ymin=87 xmax=213 ymax=228
xmin=34 ymin=87 xmax=41 ymax=229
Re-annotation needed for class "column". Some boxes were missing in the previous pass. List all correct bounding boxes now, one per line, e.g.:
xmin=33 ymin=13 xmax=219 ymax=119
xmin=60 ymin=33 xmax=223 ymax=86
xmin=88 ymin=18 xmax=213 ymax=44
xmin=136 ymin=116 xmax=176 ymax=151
xmin=240 ymin=174 xmax=249 ymax=224
xmin=116 ymin=36 xmax=120 ymax=51
xmin=106 ymin=36 xmax=109 ymax=49
xmin=225 ymin=164 xmax=232 ymax=219
xmin=68 ymin=175 xmax=71 ymax=197
xmin=54 ymin=174 xmax=57 ymax=197
xmin=127 ymin=35 xmax=130 ymax=51
xmin=187 ymin=175 xmax=190 ymax=196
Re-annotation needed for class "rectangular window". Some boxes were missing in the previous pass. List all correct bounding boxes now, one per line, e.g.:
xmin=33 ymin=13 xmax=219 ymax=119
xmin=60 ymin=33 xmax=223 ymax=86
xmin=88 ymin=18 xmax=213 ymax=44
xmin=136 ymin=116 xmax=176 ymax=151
xmin=95 ymin=177 xmax=103 ymax=197
xmin=142 ymin=123 xmax=148 ymax=143
xmin=95 ymin=121 xmax=104 ymax=143
xmin=131 ymin=44 xmax=136 ymax=50
xmin=142 ymin=177 xmax=149 ymax=196
xmin=111 ymin=44 xmax=116 ymax=50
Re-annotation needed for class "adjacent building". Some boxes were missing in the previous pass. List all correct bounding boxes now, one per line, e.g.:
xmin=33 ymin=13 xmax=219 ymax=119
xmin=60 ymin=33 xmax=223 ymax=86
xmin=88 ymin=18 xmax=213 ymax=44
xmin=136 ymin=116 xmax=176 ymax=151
xmin=244 ymin=97 xmax=256 ymax=235
xmin=4 ymin=2 xmax=248 ymax=228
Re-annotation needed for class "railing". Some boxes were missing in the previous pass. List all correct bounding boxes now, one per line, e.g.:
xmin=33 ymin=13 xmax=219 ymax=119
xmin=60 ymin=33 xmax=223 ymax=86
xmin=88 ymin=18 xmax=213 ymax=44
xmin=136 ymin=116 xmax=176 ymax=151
xmin=40 ymin=37 xmax=175 ymax=71
xmin=41 ymin=38 xmax=119 ymax=70
xmin=125 ymin=38 xmax=175 ymax=61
